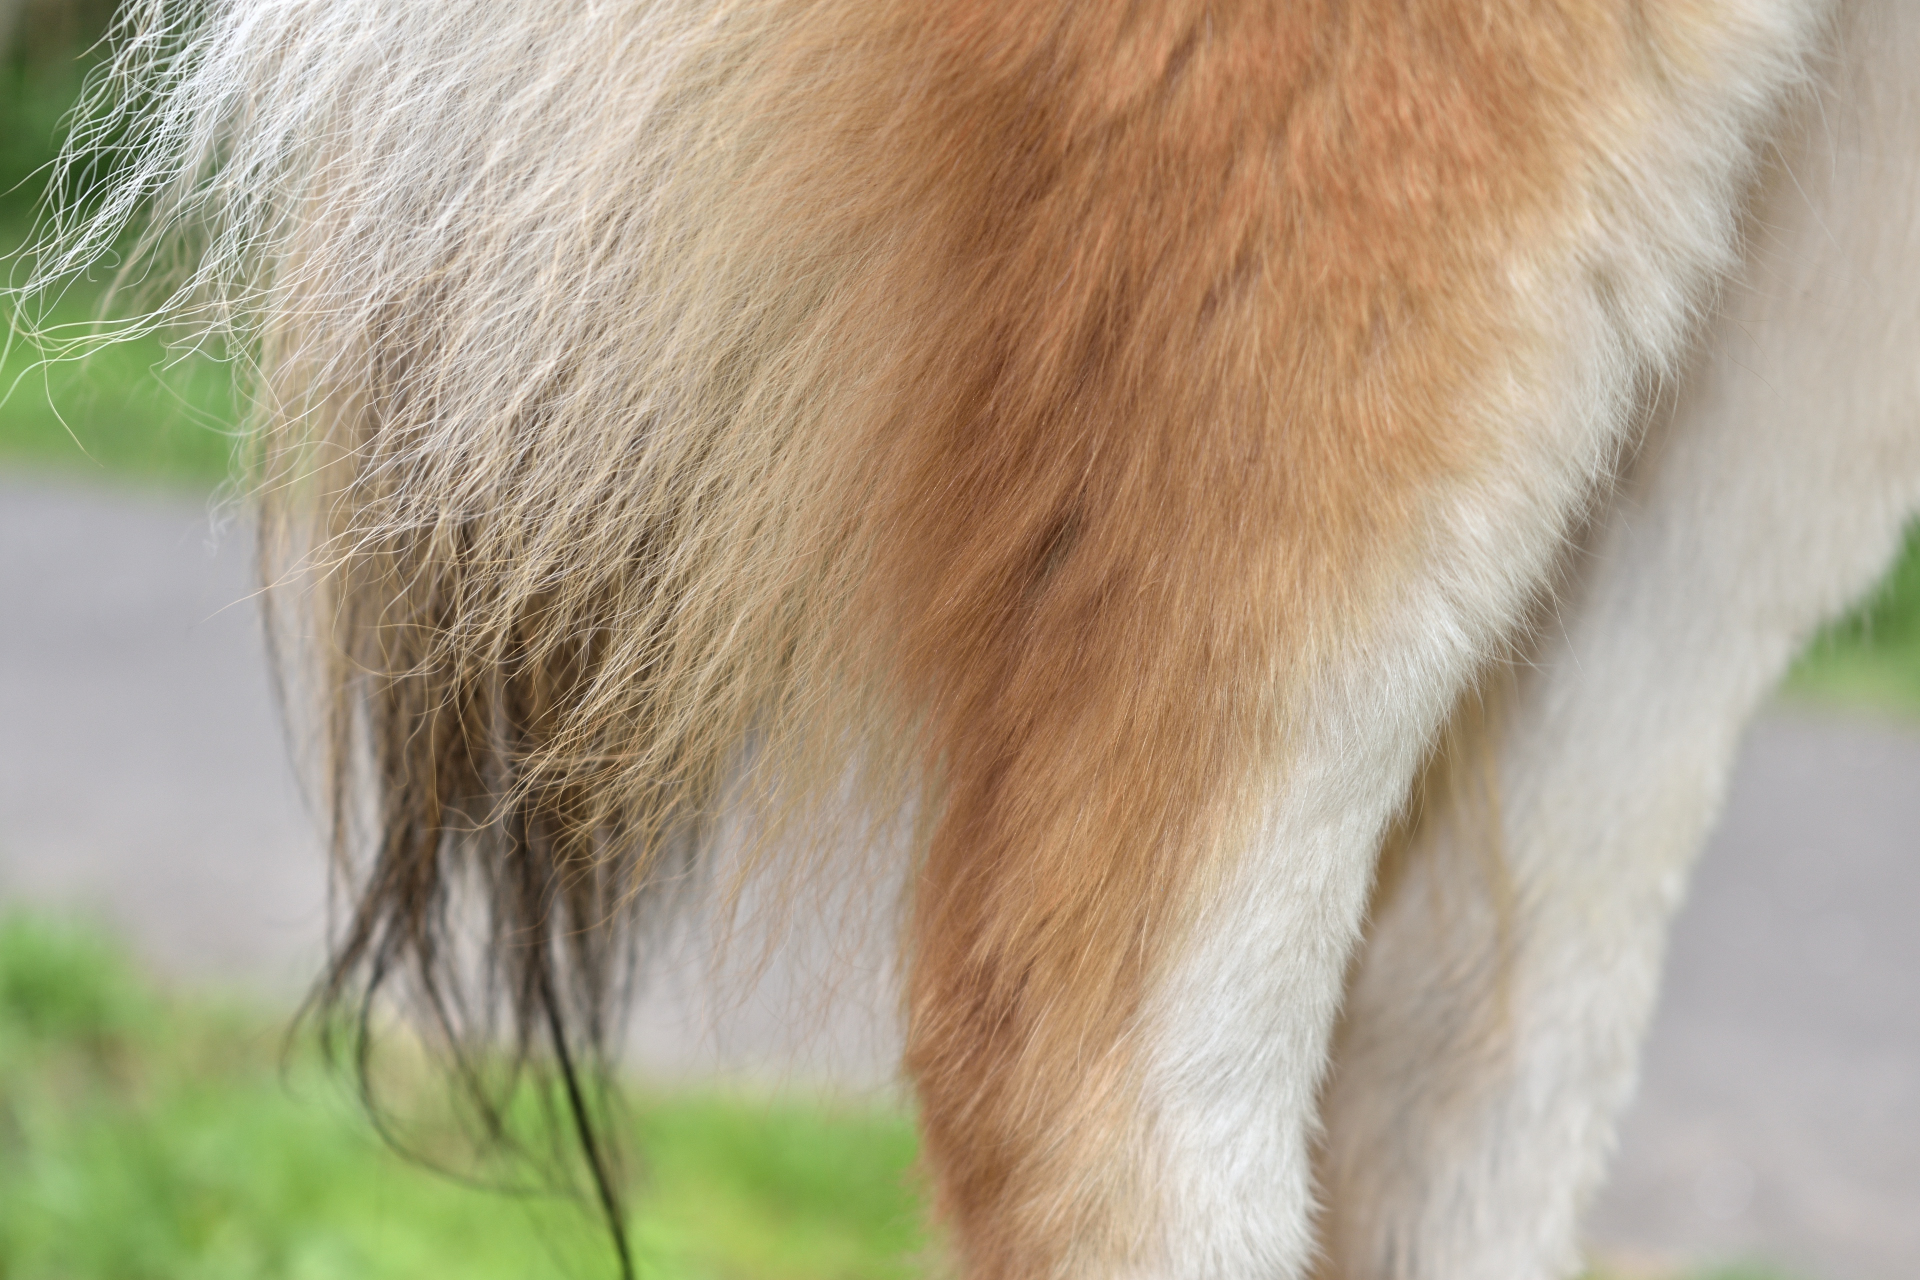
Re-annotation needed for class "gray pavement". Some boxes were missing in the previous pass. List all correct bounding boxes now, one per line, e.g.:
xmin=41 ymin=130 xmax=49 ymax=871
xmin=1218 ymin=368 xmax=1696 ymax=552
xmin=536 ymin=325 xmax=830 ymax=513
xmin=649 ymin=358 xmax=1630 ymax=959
xmin=1588 ymin=714 xmax=1920 ymax=1280
xmin=0 ymin=476 xmax=327 ymax=989
xmin=2 ymin=472 xmax=1914 ymax=1278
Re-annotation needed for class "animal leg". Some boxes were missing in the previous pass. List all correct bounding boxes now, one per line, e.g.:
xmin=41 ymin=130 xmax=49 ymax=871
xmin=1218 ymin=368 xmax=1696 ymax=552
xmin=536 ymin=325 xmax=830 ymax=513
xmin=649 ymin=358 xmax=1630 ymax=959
xmin=1317 ymin=7 xmax=1920 ymax=1276
xmin=895 ymin=4 xmax=1837 ymax=1276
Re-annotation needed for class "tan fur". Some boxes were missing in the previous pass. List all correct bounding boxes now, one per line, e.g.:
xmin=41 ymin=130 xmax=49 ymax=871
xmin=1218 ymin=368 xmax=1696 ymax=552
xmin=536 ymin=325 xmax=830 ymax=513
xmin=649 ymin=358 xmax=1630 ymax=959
xmin=18 ymin=0 xmax=1863 ymax=1276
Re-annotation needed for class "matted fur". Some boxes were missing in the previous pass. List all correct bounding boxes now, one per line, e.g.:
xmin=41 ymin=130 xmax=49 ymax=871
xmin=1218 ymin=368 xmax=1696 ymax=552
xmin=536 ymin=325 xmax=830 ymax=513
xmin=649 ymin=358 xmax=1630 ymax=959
xmin=20 ymin=0 xmax=1906 ymax=1277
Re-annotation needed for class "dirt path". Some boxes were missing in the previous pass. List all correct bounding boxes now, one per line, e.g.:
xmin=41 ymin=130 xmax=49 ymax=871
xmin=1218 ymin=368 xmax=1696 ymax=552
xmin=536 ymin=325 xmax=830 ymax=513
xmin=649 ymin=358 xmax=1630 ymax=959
xmin=2 ymin=473 xmax=1913 ymax=1278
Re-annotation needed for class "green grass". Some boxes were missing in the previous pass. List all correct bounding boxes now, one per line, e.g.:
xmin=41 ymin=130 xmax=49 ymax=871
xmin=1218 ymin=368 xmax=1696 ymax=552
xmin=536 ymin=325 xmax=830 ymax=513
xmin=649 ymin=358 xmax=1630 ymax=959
xmin=0 ymin=912 xmax=1802 ymax=1280
xmin=1 ymin=29 xmax=241 ymax=489
xmin=1782 ymin=523 xmax=1920 ymax=716
xmin=0 ymin=912 xmax=931 ymax=1280
xmin=0 ymin=311 xmax=241 ymax=486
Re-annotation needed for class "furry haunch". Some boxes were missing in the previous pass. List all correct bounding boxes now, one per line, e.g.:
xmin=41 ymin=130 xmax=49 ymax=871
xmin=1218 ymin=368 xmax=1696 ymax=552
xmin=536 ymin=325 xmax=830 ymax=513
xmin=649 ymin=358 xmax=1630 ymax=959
xmin=23 ymin=1 xmax=1918 ymax=1278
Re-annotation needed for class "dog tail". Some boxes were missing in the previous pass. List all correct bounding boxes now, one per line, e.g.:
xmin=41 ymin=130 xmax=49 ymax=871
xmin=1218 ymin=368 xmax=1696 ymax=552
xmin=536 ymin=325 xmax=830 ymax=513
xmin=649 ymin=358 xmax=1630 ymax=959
xmin=23 ymin=0 xmax=937 ymax=1254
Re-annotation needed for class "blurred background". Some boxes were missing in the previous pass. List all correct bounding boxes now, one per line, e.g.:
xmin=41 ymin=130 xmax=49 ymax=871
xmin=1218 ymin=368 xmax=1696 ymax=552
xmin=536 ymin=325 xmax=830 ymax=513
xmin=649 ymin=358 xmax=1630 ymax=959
xmin=0 ymin=8 xmax=1914 ymax=1279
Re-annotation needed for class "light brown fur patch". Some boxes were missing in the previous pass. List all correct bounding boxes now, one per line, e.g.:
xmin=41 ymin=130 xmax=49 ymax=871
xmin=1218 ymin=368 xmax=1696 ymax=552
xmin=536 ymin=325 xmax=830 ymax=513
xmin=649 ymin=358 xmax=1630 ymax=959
xmin=762 ymin=3 xmax=1658 ymax=1272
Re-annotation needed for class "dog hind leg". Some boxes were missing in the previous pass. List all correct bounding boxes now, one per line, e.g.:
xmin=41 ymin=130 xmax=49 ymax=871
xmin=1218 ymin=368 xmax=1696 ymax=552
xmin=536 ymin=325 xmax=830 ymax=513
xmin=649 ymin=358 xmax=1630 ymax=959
xmin=1317 ymin=6 xmax=1920 ymax=1275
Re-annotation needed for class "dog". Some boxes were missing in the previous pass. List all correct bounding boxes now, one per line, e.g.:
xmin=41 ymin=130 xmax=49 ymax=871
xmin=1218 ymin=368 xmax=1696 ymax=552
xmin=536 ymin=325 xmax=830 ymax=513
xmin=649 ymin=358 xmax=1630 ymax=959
xmin=27 ymin=1 xmax=1918 ymax=1276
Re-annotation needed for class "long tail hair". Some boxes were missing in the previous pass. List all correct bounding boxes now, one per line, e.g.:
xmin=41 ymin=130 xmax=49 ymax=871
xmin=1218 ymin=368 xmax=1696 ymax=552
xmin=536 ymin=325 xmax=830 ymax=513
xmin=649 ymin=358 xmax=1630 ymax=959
xmin=27 ymin=0 xmax=948 ymax=1254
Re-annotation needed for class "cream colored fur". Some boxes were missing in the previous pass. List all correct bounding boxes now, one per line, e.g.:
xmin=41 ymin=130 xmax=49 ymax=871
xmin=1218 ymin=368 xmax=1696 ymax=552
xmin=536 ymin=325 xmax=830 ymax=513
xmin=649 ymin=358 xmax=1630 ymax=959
xmin=1318 ymin=4 xmax=1920 ymax=1276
